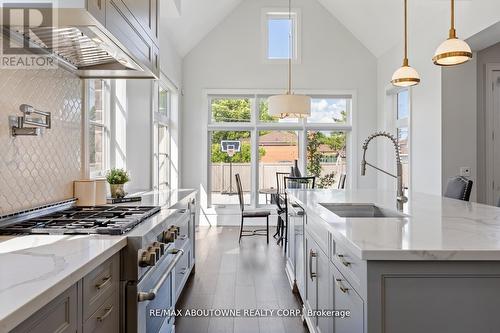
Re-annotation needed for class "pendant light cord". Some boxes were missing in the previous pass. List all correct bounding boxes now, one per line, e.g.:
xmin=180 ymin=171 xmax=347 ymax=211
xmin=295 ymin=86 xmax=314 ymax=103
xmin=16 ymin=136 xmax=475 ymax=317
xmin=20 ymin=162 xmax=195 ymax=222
xmin=449 ymin=0 xmax=456 ymax=38
xmin=288 ymin=0 xmax=292 ymax=94
xmin=451 ymin=0 xmax=455 ymax=31
xmin=404 ymin=0 xmax=408 ymax=65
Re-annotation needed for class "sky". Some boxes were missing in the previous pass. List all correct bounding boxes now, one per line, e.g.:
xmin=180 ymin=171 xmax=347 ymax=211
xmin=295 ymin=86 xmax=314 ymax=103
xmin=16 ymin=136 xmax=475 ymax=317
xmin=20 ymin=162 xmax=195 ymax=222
xmin=268 ymin=19 xmax=292 ymax=59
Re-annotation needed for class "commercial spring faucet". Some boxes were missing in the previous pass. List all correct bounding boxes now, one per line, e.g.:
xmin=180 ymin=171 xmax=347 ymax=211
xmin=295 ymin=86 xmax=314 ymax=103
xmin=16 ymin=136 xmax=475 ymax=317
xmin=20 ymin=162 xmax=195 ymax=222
xmin=361 ymin=132 xmax=408 ymax=211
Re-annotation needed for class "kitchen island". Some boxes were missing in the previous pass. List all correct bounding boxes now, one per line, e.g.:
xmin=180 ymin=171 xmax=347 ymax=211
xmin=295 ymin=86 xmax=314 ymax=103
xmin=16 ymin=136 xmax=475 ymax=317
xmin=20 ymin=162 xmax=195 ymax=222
xmin=286 ymin=189 xmax=500 ymax=333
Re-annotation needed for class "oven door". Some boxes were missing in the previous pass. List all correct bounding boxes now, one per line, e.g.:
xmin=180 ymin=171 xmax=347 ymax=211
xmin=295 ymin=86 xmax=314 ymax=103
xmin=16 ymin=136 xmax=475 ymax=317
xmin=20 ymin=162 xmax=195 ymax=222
xmin=126 ymin=249 xmax=184 ymax=333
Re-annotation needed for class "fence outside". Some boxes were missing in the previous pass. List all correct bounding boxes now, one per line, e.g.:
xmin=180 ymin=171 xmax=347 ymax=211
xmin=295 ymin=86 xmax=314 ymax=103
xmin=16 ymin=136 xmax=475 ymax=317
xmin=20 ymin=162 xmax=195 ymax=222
xmin=211 ymin=162 xmax=348 ymax=192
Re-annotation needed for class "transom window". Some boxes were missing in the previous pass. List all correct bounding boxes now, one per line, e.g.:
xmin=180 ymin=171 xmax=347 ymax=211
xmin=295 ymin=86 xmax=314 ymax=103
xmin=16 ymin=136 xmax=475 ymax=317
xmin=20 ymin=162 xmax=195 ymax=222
xmin=263 ymin=9 xmax=300 ymax=61
xmin=207 ymin=92 xmax=353 ymax=207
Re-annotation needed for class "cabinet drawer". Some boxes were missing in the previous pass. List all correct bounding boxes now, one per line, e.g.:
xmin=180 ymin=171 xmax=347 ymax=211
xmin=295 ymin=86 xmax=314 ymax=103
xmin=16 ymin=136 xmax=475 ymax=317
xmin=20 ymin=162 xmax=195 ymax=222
xmin=83 ymin=291 xmax=119 ymax=333
xmin=332 ymin=241 xmax=366 ymax=299
xmin=331 ymin=263 xmax=364 ymax=333
xmin=83 ymin=253 xmax=119 ymax=320
xmin=12 ymin=284 xmax=78 ymax=333
xmin=306 ymin=215 xmax=329 ymax=256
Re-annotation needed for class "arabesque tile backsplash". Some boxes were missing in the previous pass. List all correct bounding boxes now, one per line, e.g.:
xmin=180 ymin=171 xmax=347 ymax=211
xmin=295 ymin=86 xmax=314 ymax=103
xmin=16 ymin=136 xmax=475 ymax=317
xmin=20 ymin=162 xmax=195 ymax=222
xmin=0 ymin=68 xmax=81 ymax=215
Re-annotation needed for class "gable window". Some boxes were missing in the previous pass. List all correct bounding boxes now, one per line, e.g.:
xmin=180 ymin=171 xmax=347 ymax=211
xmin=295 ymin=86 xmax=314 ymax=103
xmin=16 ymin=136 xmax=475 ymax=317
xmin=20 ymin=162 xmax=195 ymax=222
xmin=263 ymin=9 xmax=300 ymax=61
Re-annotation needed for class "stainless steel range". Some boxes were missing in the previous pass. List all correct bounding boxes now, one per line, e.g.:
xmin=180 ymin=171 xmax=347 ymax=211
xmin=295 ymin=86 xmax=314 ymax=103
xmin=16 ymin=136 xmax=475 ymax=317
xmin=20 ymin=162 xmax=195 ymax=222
xmin=0 ymin=191 xmax=198 ymax=333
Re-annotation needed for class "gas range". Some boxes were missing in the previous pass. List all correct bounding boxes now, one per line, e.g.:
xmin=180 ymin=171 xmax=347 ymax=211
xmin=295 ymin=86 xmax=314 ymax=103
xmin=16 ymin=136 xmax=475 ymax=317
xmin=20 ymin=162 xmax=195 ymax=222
xmin=0 ymin=205 xmax=161 ymax=235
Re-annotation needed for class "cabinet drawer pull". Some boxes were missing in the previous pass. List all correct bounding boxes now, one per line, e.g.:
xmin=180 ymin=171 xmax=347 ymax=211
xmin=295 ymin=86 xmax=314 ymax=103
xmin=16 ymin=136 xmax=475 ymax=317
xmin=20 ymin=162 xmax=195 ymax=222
xmin=95 ymin=276 xmax=112 ymax=290
xmin=335 ymin=279 xmax=349 ymax=293
xmin=309 ymin=249 xmax=317 ymax=281
xmin=336 ymin=254 xmax=351 ymax=267
xmin=97 ymin=305 xmax=113 ymax=322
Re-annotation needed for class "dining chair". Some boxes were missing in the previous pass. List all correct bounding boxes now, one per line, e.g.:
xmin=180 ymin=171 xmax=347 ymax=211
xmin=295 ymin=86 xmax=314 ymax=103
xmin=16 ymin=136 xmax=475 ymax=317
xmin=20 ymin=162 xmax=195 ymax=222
xmin=338 ymin=173 xmax=347 ymax=189
xmin=235 ymin=174 xmax=271 ymax=243
xmin=444 ymin=176 xmax=473 ymax=202
xmin=274 ymin=172 xmax=289 ymax=240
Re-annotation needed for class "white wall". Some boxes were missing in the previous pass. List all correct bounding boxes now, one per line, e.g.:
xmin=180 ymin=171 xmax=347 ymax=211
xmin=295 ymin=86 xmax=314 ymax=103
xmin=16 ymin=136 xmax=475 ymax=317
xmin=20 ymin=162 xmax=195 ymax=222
xmin=126 ymin=80 xmax=153 ymax=193
xmin=377 ymin=1 xmax=500 ymax=196
xmin=160 ymin=21 xmax=183 ymax=88
xmin=441 ymin=57 xmax=477 ymax=201
xmin=181 ymin=0 xmax=378 ymax=201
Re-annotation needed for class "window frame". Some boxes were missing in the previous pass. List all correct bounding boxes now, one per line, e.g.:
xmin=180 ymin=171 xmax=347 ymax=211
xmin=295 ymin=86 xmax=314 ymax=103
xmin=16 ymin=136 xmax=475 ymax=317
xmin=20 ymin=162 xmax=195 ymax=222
xmin=386 ymin=85 xmax=412 ymax=191
xmin=261 ymin=8 xmax=301 ymax=64
xmin=205 ymin=89 xmax=356 ymax=208
xmin=85 ymin=79 xmax=111 ymax=179
xmin=153 ymin=81 xmax=172 ymax=191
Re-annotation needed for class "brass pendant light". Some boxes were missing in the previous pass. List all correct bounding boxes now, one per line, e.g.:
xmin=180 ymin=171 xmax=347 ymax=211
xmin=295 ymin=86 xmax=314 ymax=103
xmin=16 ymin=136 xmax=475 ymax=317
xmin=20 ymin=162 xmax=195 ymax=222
xmin=391 ymin=0 xmax=420 ymax=87
xmin=433 ymin=0 xmax=472 ymax=66
xmin=268 ymin=0 xmax=311 ymax=118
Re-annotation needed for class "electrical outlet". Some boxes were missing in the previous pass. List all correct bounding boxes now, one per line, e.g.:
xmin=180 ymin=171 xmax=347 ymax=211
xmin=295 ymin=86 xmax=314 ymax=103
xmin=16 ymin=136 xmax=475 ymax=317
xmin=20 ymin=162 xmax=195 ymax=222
xmin=460 ymin=167 xmax=471 ymax=177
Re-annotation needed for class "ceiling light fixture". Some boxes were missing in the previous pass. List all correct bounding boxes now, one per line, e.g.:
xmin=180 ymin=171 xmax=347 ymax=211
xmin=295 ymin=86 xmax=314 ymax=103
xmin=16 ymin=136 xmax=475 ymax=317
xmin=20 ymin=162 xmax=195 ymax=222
xmin=268 ymin=0 xmax=310 ymax=118
xmin=391 ymin=0 xmax=420 ymax=87
xmin=433 ymin=0 xmax=472 ymax=66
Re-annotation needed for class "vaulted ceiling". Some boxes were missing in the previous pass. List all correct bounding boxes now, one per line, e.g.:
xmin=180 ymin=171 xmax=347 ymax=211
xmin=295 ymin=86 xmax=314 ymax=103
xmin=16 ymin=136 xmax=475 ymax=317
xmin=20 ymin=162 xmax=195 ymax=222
xmin=161 ymin=0 xmax=476 ymax=58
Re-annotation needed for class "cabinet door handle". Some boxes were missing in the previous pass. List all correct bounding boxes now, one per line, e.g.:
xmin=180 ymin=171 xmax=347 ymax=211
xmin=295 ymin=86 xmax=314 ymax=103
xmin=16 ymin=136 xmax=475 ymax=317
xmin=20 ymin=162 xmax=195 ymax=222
xmin=309 ymin=249 xmax=317 ymax=281
xmin=97 ymin=305 xmax=113 ymax=322
xmin=95 ymin=275 xmax=111 ymax=290
xmin=335 ymin=279 xmax=349 ymax=293
xmin=336 ymin=254 xmax=351 ymax=267
xmin=97 ymin=0 xmax=102 ymax=10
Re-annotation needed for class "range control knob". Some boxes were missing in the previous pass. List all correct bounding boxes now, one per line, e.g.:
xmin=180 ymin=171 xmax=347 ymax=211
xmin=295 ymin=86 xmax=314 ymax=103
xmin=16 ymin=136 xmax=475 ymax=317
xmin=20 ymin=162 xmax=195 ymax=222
xmin=152 ymin=242 xmax=165 ymax=256
xmin=163 ymin=230 xmax=176 ymax=243
xmin=139 ymin=250 xmax=156 ymax=267
xmin=148 ymin=245 xmax=160 ymax=258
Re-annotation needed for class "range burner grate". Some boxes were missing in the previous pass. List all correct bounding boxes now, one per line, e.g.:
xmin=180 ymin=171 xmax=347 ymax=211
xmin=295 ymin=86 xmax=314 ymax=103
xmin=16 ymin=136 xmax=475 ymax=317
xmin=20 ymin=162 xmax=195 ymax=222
xmin=0 ymin=205 xmax=160 ymax=235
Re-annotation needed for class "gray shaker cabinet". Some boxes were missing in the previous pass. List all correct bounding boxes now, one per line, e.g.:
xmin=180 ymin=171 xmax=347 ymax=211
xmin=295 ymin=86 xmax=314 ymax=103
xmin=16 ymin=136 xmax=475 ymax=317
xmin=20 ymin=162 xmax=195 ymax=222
xmin=12 ymin=253 xmax=120 ymax=333
xmin=11 ymin=284 xmax=79 ymax=333
xmin=305 ymin=231 xmax=333 ymax=333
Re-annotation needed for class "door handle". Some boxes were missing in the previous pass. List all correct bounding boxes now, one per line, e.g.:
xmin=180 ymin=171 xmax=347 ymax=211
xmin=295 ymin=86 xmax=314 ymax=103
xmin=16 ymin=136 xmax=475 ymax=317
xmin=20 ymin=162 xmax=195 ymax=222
xmin=309 ymin=249 xmax=317 ymax=281
xmin=137 ymin=249 xmax=184 ymax=302
xmin=336 ymin=254 xmax=351 ymax=267
xmin=95 ymin=275 xmax=112 ymax=290
xmin=97 ymin=305 xmax=113 ymax=322
xmin=335 ymin=279 xmax=349 ymax=293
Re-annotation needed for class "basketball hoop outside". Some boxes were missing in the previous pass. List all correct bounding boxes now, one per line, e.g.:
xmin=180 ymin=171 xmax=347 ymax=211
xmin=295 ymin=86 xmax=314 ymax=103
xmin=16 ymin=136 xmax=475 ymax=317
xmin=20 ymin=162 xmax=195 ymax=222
xmin=227 ymin=148 xmax=235 ymax=157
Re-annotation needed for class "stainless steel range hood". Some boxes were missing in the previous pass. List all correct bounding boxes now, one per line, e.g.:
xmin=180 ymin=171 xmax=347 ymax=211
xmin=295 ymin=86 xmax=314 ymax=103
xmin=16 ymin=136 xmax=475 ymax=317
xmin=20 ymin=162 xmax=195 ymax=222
xmin=1 ymin=7 xmax=157 ymax=79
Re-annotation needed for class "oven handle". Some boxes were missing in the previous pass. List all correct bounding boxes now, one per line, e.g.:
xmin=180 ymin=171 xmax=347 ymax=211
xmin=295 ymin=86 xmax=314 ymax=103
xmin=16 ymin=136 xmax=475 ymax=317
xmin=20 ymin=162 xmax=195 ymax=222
xmin=137 ymin=249 xmax=184 ymax=302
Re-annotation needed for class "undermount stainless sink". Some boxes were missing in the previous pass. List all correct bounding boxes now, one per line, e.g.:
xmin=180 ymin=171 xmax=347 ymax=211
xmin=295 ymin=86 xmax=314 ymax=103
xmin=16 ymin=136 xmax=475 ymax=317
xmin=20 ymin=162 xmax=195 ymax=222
xmin=319 ymin=203 xmax=407 ymax=218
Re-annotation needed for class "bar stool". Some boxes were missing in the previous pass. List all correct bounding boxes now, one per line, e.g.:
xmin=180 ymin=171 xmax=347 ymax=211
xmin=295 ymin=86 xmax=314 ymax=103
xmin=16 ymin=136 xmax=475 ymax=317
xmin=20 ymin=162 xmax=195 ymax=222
xmin=444 ymin=176 xmax=473 ymax=201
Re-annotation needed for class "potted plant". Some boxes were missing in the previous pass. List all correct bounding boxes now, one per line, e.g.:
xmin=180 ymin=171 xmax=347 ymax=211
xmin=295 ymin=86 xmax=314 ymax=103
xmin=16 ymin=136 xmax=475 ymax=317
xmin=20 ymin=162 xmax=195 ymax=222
xmin=106 ymin=168 xmax=130 ymax=198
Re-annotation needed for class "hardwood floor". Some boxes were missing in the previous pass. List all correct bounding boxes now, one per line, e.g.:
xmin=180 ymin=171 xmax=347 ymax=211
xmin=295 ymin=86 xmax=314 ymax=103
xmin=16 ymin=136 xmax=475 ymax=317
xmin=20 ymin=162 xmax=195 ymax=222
xmin=175 ymin=226 xmax=309 ymax=333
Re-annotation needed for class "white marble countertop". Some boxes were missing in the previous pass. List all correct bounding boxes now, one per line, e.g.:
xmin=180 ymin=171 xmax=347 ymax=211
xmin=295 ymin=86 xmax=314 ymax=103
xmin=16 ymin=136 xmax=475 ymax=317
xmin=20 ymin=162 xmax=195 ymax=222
xmin=287 ymin=189 xmax=500 ymax=261
xmin=0 ymin=234 xmax=126 ymax=332
xmin=127 ymin=188 xmax=196 ymax=208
